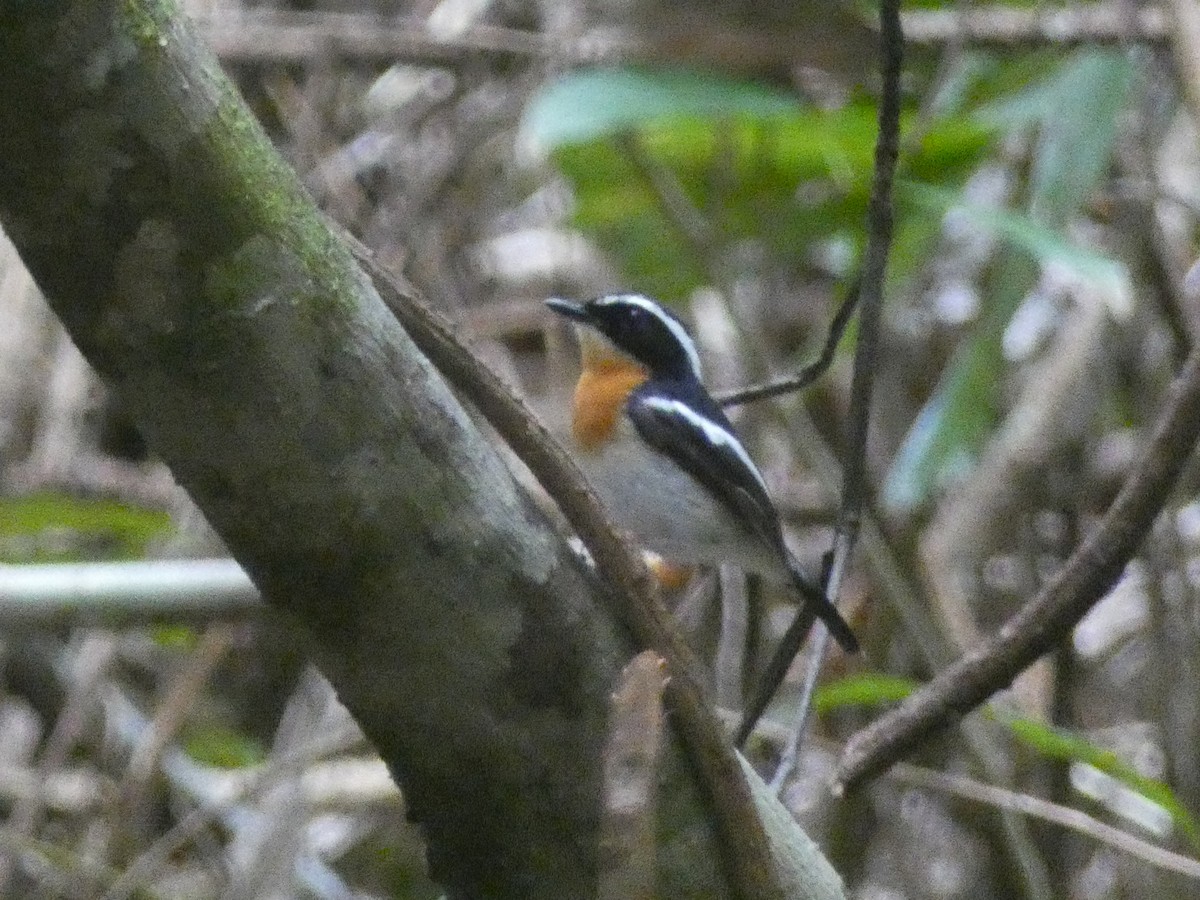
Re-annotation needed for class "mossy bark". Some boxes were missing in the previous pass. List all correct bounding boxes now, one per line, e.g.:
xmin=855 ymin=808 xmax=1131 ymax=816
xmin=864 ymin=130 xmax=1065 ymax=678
xmin=0 ymin=2 xmax=730 ymax=897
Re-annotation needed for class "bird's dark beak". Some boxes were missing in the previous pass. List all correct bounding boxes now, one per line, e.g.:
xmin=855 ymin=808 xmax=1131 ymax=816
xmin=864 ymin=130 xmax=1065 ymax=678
xmin=545 ymin=297 xmax=590 ymax=323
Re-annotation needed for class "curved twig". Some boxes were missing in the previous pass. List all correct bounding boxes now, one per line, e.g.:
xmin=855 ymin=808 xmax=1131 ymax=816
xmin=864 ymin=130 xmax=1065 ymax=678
xmin=342 ymin=232 xmax=786 ymax=900
xmin=889 ymin=763 xmax=1200 ymax=881
xmin=717 ymin=279 xmax=860 ymax=408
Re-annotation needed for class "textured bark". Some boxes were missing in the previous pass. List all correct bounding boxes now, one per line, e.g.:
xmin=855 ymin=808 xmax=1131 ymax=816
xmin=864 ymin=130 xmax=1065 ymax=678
xmin=0 ymin=3 xmax=729 ymax=897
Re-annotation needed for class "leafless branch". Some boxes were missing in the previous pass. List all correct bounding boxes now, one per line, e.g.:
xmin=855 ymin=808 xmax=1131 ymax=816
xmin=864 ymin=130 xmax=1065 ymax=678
xmin=192 ymin=6 xmax=1171 ymax=70
xmin=738 ymin=0 xmax=903 ymax=746
xmin=837 ymin=339 xmax=1200 ymax=792
xmin=889 ymin=763 xmax=1200 ymax=881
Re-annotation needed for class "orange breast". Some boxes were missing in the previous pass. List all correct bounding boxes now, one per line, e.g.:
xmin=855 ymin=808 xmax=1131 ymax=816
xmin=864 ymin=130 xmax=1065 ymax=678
xmin=572 ymin=360 xmax=648 ymax=449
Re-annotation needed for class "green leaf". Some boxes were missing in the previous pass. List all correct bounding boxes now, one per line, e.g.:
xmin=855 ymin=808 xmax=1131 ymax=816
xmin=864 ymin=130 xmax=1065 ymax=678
xmin=151 ymin=625 xmax=200 ymax=650
xmin=883 ymin=49 xmax=1133 ymax=513
xmin=813 ymin=673 xmax=920 ymax=714
xmin=884 ymin=310 xmax=1013 ymax=511
xmin=997 ymin=713 xmax=1200 ymax=852
xmin=0 ymin=493 xmax=172 ymax=563
xmin=521 ymin=67 xmax=799 ymax=152
xmin=183 ymin=724 xmax=266 ymax=769
xmin=902 ymin=181 xmax=1132 ymax=315
xmin=530 ymin=67 xmax=991 ymax=302
xmin=1026 ymin=51 xmax=1134 ymax=226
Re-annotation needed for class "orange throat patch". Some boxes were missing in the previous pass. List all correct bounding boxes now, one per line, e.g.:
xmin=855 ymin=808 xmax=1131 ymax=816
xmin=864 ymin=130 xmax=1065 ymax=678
xmin=572 ymin=360 xmax=648 ymax=449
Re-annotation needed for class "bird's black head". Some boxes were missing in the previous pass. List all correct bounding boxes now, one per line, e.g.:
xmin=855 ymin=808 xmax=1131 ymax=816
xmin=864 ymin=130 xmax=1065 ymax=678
xmin=546 ymin=293 xmax=702 ymax=381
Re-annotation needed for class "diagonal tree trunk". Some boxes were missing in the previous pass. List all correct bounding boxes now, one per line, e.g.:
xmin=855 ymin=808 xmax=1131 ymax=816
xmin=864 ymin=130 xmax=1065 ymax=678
xmin=0 ymin=3 xmax=842 ymax=898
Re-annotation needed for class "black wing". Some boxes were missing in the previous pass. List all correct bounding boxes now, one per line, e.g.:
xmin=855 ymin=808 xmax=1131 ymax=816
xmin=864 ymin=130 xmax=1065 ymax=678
xmin=628 ymin=380 xmax=859 ymax=654
xmin=627 ymin=380 xmax=783 ymax=551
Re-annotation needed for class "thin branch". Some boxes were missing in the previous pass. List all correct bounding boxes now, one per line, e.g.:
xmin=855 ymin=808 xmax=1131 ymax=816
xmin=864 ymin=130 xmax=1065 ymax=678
xmin=737 ymin=710 xmax=1200 ymax=883
xmin=900 ymin=4 xmax=1168 ymax=46
xmin=0 ymin=560 xmax=264 ymax=625
xmin=341 ymin=231 xmax=787 ymax=900
xmin=840 ymin=0 xmax=902 ymax=535
xmin=837 ymin=340 xmax=1200 ymax=793
xmin=116 ymin=624 xmax=238 ymax=849
xmin=734 ymin=595 xmax=817 ymax=749
xmin=624 ymin=112 xmax=861 ymax=411
xmin=99 ymin=690 xmax=360 ymax=900
xmin=193 ymin=6 xmax=1171 ymax=70
xmin=717 ymin=281 xmax=860 ymax=407
xmin=196 ymin=9 xmax=862 ymax=71
xmin=768 ymin=562 xmax=839 ymax=794
xmin=889 ymin=763 xmax=1200 ymax=882
xmin=738 ymin=0 xmax=903 ymax=743
xmin=0 ymin=636 xmax=116 ymax=893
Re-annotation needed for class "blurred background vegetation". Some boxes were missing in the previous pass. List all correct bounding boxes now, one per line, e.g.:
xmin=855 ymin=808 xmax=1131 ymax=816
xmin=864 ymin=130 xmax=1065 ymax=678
xmin=2 ymin=0 xmax=1200 ymax=897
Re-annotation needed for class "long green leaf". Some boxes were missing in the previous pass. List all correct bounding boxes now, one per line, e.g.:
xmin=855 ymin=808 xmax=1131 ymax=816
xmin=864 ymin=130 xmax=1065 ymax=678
xmin=520 ymin=67 xmax=799 ymax=152
xmin=813 ymin=673 xmax=921 ymax=714
xmin=815 ymin=674 xmax=1197 ymax=849
xmin=883 ymin=49 xmax=1133 ymax=512
xmin=528 ymin=67 xmax=989 ymax=302
xmin=999 ymin=713 xmax=1200 ymax=852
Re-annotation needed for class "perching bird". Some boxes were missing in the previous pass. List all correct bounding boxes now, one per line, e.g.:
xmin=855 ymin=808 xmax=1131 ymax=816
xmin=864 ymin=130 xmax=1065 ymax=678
xmin=546 ymin=292 xmax=857 ymax=653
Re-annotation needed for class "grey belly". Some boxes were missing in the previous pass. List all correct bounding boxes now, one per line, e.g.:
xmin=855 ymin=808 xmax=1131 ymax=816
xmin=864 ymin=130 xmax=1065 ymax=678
xmin=575 ymin=431 xmax=779 ymax=575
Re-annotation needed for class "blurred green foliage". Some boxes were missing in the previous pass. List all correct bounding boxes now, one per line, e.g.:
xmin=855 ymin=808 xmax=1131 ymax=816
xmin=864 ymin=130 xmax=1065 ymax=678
xmin=817 ymin=673 xmax=1198 ymax=850
xmin=523 ymin=50 xmax=1134 ymax=510
xmin=887 ymin=50 xmax=1133 ymax=510
xmin=183 ymin=723 xmax=267 ymax=769
xmin=0 ymin=493 xmax=172 ymax=563
xmin=1001 ymin=712 xmax=1200 ymax=852
xmin=524 ymin=66 xmax=991 ymax=303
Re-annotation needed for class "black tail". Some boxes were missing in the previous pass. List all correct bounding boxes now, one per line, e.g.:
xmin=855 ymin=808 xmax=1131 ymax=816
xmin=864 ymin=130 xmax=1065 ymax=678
xmin=735 ymin=553 xmax=859 ymax=746
xmin=785 ymin=555 xmax=858 ymax=653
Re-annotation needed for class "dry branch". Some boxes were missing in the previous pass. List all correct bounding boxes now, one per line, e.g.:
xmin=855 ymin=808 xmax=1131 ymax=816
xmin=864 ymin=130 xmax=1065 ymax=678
xmin=190 ymin=5 xmax=1170 ymax=71
xmin=837 ymin=340 xmax=1200 ymax=792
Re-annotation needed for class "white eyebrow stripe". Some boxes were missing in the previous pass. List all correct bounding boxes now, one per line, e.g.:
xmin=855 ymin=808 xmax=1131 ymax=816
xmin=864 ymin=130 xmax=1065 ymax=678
xmin=639 ymin=396 xmax=769 ymax=495
xmin=596 ymin=293 xmax=703 ymax=380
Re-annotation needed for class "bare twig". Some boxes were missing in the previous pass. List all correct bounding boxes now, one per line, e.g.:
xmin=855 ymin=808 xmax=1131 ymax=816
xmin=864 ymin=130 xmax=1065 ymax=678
xmin=0 ymin=560 xmax=264 ymax=625
xmin=743 ymin=710 xmax=1200 ymax=882
xmin=342 ymin=232 xmax=787 ymax=900
xmin=99 ymin=689 xmax=360 ymax=900
xmin=733 ymin=585 xmax=818 ymax=749
xmin=0 ymin=635 xmax=116 ymax=892
xmin=739 ymin=0 xmax=903 ymax=746
xmin=900 ymin=4 xmax=1168 ymax=46
xmin=889 ymin=763 xmax=1200 ymax=881
xmin=116 ymin=625 xmax=237 ymax=847
xmin=191 ymin=6 xmax=1171 ymax=71
xmin=195 ymin=8 xmax=864 ymax=72
xmin=768 ymin=565 xmax=837 ymax=795
xmin=840 ymin=0 xmax=902 ymax=538
xmin=717 ymin=283 xmax=860 ymax=408
xmin=837 ymin=340 xmax=1200 ymax=792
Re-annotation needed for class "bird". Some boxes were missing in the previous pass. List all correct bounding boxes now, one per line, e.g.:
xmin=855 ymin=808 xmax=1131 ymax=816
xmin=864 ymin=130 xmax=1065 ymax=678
xmin=545 ymin=292 xmax=858 ymax=653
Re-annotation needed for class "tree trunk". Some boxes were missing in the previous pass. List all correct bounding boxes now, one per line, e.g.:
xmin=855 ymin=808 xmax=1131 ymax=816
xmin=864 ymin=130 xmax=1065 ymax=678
xmin=0 ymin=3 xmax=843 ymax=898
